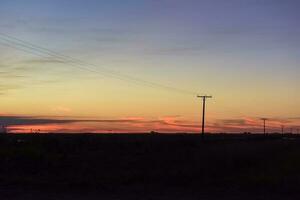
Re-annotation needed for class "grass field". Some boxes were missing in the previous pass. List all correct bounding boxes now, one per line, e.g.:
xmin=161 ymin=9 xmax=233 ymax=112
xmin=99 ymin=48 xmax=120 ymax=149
xmin=0 ymin=133 xmax=300 ymax=199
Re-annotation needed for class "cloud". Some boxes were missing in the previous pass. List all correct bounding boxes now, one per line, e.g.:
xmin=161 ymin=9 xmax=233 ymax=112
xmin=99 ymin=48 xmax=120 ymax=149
xmin=0 ymin=59 xmax=76 ymax=95
xmin=211 ymin=116 xmax=300 ymax=133
xmin=145 ymin=46 xmax=205 ymax=55
xmin=149 ymin=116 xmax=200 ymax=130
xmin=0 ymin=115 xmax=145 ymax=127
xmin=0 ymin=70 xmax=27 ymax=79
xmin=3 ymin=114 xmax=299 ymax=133
xmin=217 ymin=119 xmax=246 ymax=126
xmin=0 ymin=115 xmax=80 ymax=126
xmin=51 ymin=106 xmax=72 ymax=113
xmin=288 ymin=117 xmax=300 ymax=120
xmin=0 ymin=64 xmax=34 ymax=93
xmin=0 ymin=84 xmax=22 ymax=93
xmin=0 ymin=114 xmax=201 ymax=133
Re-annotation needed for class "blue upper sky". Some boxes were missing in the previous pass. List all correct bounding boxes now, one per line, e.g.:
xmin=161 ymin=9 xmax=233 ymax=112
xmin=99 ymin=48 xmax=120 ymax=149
xmin=1 ymin=0 xmax=299 ymax=91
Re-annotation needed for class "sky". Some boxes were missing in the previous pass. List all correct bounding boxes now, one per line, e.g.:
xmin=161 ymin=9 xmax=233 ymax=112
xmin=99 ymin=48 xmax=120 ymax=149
xmin=0 ymin=0 xmax=299 ymax=133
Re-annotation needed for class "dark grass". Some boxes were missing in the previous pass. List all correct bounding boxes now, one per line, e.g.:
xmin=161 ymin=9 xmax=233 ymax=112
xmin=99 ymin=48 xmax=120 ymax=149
xmin=0 ymin=133 xmax=300 ymax=199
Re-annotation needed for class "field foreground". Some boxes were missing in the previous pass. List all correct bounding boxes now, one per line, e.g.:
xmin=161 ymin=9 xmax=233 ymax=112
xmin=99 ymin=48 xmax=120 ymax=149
xmin=0 ymin=133 xmax=300 ymax=199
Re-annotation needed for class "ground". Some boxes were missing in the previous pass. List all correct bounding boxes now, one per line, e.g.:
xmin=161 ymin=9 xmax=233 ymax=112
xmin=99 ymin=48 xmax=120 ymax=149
xmin=0 ymin=133 xmax=299 ymax=199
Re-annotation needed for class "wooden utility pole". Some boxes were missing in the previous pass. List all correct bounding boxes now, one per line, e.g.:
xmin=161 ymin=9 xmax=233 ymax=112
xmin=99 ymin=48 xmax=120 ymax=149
xmin=261 ymin=118 xmax=268 ymax=135
xmin=197 ymin=95 xmax=212 ymax=139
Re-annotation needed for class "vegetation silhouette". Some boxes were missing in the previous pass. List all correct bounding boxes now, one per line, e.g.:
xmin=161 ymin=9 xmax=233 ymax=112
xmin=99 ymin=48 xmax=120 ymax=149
xmin=0 ymin=133 xmax=300 ymax=199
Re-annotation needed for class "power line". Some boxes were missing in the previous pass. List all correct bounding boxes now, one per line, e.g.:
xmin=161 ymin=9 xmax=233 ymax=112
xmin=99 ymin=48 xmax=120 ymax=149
xmin=0 ymin=33 xmax=197 ymax=96
xmin=0 ymin=34 xmax=176 ymax=92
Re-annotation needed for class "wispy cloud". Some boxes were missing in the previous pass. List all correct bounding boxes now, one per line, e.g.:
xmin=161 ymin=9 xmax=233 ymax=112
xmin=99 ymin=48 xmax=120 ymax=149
xmin=211 ymin=117 xmax=300 ymax=133
xmin=0 ymin=58 xmax=81 ymax=95
xmin=0 ymin=84 xmax=22 ymax=93
xmin=0 ymin=115 xmax=81 ymax=126
xmin=2 ymin=114 xmax=299 ymax=133
xmin=1 ymin=114 xmax=200 ymax=133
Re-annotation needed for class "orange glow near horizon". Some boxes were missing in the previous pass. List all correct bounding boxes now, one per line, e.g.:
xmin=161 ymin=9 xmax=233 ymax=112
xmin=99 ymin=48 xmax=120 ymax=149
xmin=4 ymin=115 xmax=300 ymax=134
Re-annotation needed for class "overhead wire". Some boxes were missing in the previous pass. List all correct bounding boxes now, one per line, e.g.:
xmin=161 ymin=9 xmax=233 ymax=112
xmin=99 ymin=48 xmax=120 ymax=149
xmin=0 ymin=33 xmax=197 ymax=96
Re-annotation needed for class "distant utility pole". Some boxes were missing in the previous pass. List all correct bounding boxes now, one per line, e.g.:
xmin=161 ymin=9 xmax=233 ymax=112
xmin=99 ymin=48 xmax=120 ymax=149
xmin=261 ymin=118 xmax=268 ymax=135
xmin=281 ymin=125 xmax=284 ymax=135
xmin=197 ymin=95 xmax=212 ymax=139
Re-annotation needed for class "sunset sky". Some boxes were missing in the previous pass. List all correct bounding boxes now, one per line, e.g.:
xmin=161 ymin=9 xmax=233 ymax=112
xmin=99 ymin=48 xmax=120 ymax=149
xmin=0 ymin=0 xmax=299 ymax=133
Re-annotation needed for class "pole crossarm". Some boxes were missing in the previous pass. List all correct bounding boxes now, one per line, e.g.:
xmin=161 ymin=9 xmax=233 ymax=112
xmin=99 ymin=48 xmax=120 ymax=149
xmin=197 ymin=95 xmax=213 ymax=98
